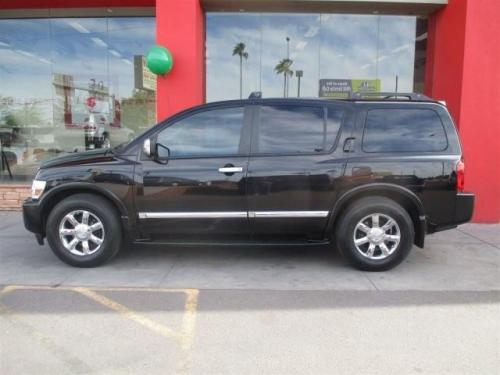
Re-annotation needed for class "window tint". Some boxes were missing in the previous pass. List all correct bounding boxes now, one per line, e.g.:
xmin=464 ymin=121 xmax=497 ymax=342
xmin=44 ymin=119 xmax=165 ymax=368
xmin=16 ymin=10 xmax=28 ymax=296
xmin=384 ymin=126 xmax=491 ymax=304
xmin=362 ymin=109 xmax=447 ymax=153
xmin=256 ymin=105 xmax=342 ymax=155
xmin=157 ymin=107 xmax=245 ymax=157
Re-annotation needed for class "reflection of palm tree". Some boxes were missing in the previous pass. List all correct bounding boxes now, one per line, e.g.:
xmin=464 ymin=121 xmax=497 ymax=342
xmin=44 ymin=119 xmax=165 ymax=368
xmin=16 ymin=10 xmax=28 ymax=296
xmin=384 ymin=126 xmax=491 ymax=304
xmin=232 ymin=42 xmax=249 ymax=99
xmin=274 ymin=58 xmax=294 ymax=98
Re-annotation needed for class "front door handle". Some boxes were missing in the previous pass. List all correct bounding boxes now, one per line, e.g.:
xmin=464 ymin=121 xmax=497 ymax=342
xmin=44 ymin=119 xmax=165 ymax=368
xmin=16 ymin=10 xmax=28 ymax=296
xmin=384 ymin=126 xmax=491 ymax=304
xmin=218 ymin=166 xmax=243 ymax=173
xmin=343 ymin=137 xmax=356 ymax=153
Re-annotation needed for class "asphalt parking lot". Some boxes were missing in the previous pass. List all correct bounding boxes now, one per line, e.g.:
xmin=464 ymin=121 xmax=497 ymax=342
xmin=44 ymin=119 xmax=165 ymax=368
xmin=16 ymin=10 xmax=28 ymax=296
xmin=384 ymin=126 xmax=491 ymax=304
xmin=1 ymin=211 xmax=499 ymax=374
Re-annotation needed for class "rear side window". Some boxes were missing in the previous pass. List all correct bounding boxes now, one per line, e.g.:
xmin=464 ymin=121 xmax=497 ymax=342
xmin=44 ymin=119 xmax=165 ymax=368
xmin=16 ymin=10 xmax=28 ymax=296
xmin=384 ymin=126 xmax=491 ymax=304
xmin=256 ymin=105 xmax=342 ymax=155
xmin=362 ymin=108 xmax=448 ymax=153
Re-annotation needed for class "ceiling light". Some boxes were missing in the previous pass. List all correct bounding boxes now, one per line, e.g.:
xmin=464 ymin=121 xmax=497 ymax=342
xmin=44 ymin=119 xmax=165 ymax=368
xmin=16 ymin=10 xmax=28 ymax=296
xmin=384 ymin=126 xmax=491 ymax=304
xmin=14 ymin=49 xmax=34 ymax=57
xmin=68 ymin=21 xmax=90 ymax=34
xmin=91 ymin=37 xmax=108 ymax=48
xmin=304 ymin=26 xmax=319 ymax=38
xmin=38 ymin=57 xmax=51 ymax=64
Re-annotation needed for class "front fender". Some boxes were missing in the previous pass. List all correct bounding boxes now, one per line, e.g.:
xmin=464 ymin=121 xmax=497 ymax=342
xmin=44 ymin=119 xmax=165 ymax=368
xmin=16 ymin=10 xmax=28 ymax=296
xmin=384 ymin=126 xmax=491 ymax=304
xmin=39 ymin=182 xmax=130 ymax=218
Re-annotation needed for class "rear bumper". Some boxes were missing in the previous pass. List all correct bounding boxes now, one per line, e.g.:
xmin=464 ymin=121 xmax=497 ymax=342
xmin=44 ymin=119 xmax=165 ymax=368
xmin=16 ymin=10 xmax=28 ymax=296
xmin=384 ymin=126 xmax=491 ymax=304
xmin=427 ymin=193 xmax=475 ymax=234
xmin=454 ymin=192 xmax=475 ymax=225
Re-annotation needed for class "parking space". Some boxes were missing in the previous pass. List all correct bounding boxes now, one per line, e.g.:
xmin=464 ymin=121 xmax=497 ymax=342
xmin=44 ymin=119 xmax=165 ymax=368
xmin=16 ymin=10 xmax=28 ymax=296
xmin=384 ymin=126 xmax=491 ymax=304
xmin=1 ymin=212 xmax=499 ymax=373
xmin=1 ymin=285 xmax=197 ymax=374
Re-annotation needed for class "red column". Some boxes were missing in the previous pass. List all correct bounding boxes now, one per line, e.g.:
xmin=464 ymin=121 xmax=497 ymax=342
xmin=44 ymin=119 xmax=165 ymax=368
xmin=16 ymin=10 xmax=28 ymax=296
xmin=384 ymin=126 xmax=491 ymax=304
xmin=426 ymin=0 xmax=500 ymax=223
xmin=156 ymin=0 xmax=205 ymax=120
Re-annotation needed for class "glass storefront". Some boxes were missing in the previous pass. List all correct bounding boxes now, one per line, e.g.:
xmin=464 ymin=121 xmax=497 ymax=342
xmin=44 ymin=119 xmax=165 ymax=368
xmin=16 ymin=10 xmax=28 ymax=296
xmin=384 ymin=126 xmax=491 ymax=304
xmin=0 ymin=16 xmax=156 ymax=182
xmin=0 ymin=11 xmax=428 ymax=183
xmin=206 ymin=13 xmax=427 ymax=102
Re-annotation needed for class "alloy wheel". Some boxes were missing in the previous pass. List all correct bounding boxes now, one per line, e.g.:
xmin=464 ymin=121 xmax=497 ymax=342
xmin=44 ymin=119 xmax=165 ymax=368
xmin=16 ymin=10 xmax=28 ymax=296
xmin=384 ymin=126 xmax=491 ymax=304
xmin=353 ymin=213 xmax=401 ymax=260
xmin=58 ymin=210 xmax=105 ymax=256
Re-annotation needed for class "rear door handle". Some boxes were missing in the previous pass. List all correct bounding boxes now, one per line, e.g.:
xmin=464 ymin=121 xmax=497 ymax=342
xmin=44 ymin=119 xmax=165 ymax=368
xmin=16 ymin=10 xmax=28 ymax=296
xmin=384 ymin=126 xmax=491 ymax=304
xmin=218 ymin=166 xmax=243 ymax=173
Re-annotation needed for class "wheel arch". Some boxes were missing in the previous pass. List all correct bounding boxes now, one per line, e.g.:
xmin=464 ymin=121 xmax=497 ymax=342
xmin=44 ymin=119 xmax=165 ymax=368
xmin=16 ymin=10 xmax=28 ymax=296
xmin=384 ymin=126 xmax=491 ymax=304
xmin=39 ymin=183 xmax=130 ymax=236
xmin=327 ymin=183 xmax=426 ymax=248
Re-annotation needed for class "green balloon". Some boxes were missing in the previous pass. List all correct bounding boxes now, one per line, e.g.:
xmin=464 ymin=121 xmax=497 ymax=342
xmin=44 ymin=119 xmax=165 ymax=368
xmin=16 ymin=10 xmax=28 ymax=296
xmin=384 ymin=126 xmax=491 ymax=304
xmin=146 ymin=45 xmax=173 ymax=75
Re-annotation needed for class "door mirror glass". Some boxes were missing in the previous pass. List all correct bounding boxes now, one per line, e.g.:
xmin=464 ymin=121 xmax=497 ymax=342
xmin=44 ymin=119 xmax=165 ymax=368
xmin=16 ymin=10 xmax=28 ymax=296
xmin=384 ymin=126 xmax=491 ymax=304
xmin=155 ymin=142 xmax=170 ymax=164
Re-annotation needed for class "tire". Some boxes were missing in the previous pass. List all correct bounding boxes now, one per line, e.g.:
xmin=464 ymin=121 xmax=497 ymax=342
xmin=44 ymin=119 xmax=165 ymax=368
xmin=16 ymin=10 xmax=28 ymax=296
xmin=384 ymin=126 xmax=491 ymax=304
xmin=46 ymin=194 xmax=122 ymax=267
xmin=336 ymin=196 xmax=414 ymax=271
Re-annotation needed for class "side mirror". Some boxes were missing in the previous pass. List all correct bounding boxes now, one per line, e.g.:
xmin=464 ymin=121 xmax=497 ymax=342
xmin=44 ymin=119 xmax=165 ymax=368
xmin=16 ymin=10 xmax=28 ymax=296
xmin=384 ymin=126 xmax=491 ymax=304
xmin=154 ymin=142 xmax=170 ymax=164
xmin=143 ymin=138 xmax=152 ymax=157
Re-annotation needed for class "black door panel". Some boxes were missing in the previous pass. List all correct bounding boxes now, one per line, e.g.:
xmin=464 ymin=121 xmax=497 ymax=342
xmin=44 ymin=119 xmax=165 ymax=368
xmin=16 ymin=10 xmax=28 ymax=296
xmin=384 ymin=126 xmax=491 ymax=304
xmin=137 ymin=157 xmax=249 ymax=239
xmin=247 ymin=103 xmax=354 ymax=240
xmin=247 ymin=155 xmax=342 ymax=239
xmin=135 ymin=105 xmax=252 ymax=240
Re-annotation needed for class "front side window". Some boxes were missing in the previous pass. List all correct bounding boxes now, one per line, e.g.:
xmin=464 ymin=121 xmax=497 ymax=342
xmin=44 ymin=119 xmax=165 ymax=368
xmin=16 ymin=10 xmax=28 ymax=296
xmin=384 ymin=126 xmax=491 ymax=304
xmin=362 ymin=108 xmax=448 ymax=153
xmin=157 ymin=107 xmax=245 ymax=158
xmin=255 ymin=105 xmax=342 ymax=155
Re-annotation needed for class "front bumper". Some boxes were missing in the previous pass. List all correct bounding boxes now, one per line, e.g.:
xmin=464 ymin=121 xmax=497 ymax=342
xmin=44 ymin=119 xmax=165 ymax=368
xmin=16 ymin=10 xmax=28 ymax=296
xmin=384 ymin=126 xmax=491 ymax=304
xmin=23 ymin=198 xmax=44 ymax=242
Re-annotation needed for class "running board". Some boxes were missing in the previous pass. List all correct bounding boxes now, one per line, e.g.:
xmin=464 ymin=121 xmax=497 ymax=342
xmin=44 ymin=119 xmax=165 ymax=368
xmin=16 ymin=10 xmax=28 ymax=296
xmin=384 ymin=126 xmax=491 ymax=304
xmin=132 ymin=239 xmax=330 ymax=247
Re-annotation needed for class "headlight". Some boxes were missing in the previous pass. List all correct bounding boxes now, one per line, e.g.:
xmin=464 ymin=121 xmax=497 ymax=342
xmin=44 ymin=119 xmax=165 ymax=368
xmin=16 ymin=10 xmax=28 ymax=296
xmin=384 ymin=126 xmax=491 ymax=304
xmin=31 ymin=180 xmax=46 ymax=200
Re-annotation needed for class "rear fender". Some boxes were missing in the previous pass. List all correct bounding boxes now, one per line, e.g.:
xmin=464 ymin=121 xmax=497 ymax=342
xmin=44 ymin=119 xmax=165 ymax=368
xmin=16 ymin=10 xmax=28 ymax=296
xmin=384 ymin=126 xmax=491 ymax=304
xmin=327 ymin=183 xmax=426 ymax=248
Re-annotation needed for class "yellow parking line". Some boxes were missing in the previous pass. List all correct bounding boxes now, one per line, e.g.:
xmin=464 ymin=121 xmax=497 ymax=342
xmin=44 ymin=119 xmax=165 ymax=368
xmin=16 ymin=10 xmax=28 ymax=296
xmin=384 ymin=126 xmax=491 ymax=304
xmin=0 ymin=285 xmax=17 ymax=296
xmin=177 ymin=289 xmax=200 ymax=374
xmin=1 ymin=284 xmax=201 ymax=373
xmin=73 ymin=287 xmax=181 ymax=341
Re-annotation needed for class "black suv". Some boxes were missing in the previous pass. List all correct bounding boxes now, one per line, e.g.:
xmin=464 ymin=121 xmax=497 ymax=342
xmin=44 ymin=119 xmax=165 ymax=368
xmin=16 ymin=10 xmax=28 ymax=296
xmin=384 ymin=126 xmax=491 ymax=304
xmin=23 ymin=93 xmax=474 ymax=271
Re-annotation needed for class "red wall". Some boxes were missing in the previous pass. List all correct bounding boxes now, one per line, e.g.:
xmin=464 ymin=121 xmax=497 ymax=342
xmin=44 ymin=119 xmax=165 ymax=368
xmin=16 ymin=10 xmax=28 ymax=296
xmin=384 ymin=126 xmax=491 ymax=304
xmin=426 ymin=0 xmax=500 ymax=222
xmin=156 ymin=0 xmax=205 ymax=120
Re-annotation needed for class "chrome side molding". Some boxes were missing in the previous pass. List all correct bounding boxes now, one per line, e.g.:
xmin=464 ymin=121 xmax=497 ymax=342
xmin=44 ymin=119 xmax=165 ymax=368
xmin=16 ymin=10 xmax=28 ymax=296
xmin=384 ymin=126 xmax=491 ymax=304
xmin=138 ymin=212 xmax=247 ymax=219
xmin=249 ymin=211 xmax=329 ymax=218
xmin=139 ymin=211 xmax=329 ymax=219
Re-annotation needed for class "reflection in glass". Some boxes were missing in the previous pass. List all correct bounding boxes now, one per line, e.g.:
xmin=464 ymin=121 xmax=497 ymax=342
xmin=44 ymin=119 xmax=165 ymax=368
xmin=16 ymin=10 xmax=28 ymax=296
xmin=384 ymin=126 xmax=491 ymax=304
xmin=206 ymin=14 xmax=262 ymax=102
xmin=257 ymin=105 xmax=342 ymax=155
xmin=157 ymin=107 xmax=245 ymax=157
xmin=206 ymin=12 xmax=426 ymax=102
xmin=362 ymin=109 xmax=448 ymax=153
xmin=0 ymin=16 xmax=156 ymax=182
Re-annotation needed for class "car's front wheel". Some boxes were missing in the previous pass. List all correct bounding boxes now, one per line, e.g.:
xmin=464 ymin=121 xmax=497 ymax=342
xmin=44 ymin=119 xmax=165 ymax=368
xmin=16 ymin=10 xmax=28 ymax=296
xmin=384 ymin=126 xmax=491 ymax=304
xmin=336 ymin=197 xmax=414 ymax=271
xmin=46 ymin=194 xmax=122 ymax=267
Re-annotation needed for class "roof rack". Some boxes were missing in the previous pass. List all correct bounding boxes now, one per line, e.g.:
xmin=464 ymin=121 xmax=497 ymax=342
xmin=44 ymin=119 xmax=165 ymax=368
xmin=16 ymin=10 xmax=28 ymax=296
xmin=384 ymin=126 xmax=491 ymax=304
xmin=350 ymin=92 xmax=433 ymax=101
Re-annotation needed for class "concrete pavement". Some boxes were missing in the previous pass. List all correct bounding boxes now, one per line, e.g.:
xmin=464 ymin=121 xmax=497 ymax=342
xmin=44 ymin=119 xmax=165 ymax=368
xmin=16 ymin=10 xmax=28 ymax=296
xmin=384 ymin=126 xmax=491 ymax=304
xmin=0 ymin=212 xmax=499 ymax=374
xmin=0 ymin=212 xmax=499 ymax=291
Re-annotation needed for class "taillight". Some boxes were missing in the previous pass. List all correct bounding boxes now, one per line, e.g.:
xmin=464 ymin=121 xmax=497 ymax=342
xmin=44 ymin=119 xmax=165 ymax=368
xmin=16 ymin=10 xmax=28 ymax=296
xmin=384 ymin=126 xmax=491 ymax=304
xmin=456 ymin=159 xmax=465 ymax=192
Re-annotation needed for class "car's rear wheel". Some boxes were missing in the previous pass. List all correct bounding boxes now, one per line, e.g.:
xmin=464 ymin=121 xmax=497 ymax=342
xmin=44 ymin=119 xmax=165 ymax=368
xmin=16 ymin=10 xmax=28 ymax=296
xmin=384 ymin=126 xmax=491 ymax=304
xmin=46 ymin=194 xmax=122 ymax=267
xmin=336 ymin=197 xmax=414 ymax=271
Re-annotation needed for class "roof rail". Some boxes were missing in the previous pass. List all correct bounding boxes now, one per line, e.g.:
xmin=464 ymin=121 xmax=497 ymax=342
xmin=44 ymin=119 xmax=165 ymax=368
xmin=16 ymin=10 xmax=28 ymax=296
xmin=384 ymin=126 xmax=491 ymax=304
xmin=350 ymin=92 xmax=433 ymax=101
